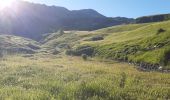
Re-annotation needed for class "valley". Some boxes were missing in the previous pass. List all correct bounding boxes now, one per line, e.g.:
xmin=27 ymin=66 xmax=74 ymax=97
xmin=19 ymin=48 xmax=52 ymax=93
xmin=0 ymin=20 xmax=170 ymax=99
xmin=0 ymin=0 xmax=170 ymax=99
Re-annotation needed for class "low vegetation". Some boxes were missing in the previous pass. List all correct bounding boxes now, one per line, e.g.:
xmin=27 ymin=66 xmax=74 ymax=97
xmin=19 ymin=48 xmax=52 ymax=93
xmin=0 ymin=55 xmax=169 ymax=99
xmin=61 ymin=21 xmax=170 ymax=70
xmin=82 ymin=54 xmax=88 ymax=60
xmin=0 ymin=19 xmax=170 ymax=99
xmin=136 ymin=13 xmax=170 ymax=23
xmin=40 ymin=21 xmax=170 ymax=72
xmin=86 ymin=36 xmax=104 ymax=41
xmin=157 ymin=28 xmax=166 ymax=34
xmin=0 ymin=35 xmax=40 ymax=54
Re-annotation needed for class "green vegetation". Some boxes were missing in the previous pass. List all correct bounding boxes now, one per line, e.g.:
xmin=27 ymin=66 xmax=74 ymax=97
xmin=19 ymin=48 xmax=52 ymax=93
xmin=0 ymin=35 xmax=40 ymax=54
xmin=0 ymin=55 xmax=169 ymax=99
xmin=82 ymin=54 xmax=88 ymax=60
xmin=57 ymin=21 xmax=170 ymax=70
xmin=136 ymin=13 xmax=170 ymax=23
xmin=0 ymin=20 xmax=170 ymax=99
xmin=157 ymin=28 xmax=166 ymax=34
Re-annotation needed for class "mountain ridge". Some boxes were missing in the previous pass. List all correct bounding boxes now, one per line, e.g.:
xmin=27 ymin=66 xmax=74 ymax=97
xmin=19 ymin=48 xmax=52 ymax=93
xmin=0 ymin=1 xmax=133 ymax=40
xmin=136 ymin=13 xmax=170 ymax=23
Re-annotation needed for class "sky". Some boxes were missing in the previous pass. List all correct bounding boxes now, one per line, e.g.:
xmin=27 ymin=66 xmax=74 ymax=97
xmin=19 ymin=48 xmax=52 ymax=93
xmin=24 ymin=0 xmax=170 ymax=18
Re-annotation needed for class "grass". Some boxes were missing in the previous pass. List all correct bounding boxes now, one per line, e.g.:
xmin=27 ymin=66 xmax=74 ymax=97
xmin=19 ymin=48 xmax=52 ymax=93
xmin=0 ymin=34 xmax=40 ymax=54
xmin=0 ymin=20 xmax=170 ymax=99
xmin=0 ymin=54 xmax=169 ymax=99
xmin=54 ymin=21 xmax=170 ymax=69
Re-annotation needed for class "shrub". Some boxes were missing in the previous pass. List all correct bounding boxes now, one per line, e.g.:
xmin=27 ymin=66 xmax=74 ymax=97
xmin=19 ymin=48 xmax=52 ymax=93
xmin=76 ymin=46 xmax=94 ymax=56
xmin=82 ymin=54 xmax=88 ymax=60
xmin=65 ymin=49 xmax=74 ymax=55
xmin=90 ymin=36 xmax=104 ymax=41
xmin=162 ymin=48 xmax=170 ymax=66
xmin=66 ymin=46 xmax=95 ymax=56
xmin=52 ymin=50 xmax=60 ymax=55
xmin=52 ymin=47 xmax=61 ymax=55
xmin=157 ymin=28 xmax=166 ymax=34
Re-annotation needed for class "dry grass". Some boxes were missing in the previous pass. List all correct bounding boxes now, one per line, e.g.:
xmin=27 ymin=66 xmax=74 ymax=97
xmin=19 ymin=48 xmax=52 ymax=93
xmin=0 ymin=54 xmax=169 ymax=99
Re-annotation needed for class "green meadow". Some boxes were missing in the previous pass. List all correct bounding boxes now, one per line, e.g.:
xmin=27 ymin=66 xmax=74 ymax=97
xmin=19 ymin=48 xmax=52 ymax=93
xmin=0 ymin=54 xmax=169 ymax=100
xmin=0 ymin=20 xmax=170 ymax=100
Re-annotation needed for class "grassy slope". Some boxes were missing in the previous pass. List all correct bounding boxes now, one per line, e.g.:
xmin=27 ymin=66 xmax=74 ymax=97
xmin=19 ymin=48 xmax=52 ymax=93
xmin=0 ymin=21 xmax=169 ymax=99
xmin=44 ymin=21 xmax=170 ymax=69
xmin=0 ymin=35 xmax=40 ymax=54
xmin=42 ymin=23 xmax=148 ymax=53
xmin=42 ymin=31 xmax=85 ymax=51
xmin=55 ymin=21 xmax=170 ymax=69
xmin=0 ymin=54 xmax=169 ymax=99
xmin=91 ymin=21 xmax=170 ymax=69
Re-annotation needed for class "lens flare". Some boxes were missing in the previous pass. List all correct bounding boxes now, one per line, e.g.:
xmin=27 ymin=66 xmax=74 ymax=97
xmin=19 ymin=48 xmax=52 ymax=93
xmin=0 ymin=0 xmax=15 ymax=10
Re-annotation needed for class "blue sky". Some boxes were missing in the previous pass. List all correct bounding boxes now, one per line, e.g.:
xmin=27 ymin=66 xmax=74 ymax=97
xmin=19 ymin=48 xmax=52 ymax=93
xmin=25 ymin=0 xmax=170 ymax=18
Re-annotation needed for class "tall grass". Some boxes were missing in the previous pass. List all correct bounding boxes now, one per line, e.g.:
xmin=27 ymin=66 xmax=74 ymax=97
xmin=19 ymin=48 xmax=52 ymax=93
xmin=0 ymin=55 xmax=169 ymax=99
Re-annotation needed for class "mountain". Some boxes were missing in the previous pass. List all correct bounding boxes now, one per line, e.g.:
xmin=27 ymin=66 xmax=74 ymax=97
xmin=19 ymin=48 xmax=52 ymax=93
xmin=136 ymin=13 xmax=170 ymax=23
xmin=0 ymin=1 xmax=133 ymax=40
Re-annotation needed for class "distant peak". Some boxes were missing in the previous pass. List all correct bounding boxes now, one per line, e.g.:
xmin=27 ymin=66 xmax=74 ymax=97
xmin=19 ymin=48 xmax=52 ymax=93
xmin=71 ymin=9 xmax=105 ymax=18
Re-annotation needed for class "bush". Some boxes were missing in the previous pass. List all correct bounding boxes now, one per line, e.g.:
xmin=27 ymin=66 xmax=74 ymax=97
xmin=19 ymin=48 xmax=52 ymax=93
xmin=52 ymin=47 xmax=61 ymax=55
xmin=52 ymin=50 xmax=60 ymax=55
xmin=82 ymin=54 xmax=88 ymax=60
xmin=65 ymin=49 xmax=74 ymax=55
xmin=157 ymin=28 xmax=166 ymax=34
xmin=76 ymin=46 xmax=94 ymax=56
xmin=66 ymin=46 xmax=95 ymax=56
xmin=90 ymin=36 xmax=104 ymax=41
xmin=162 ymin=48 xmax=170 ymax=66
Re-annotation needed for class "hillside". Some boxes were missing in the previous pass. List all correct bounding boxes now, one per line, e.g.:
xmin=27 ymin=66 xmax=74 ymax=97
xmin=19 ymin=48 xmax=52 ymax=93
xmin=43 ymin=21 xmax=170 ymax=70
xmin=0 ymin=1 xmax=133 ymax=40
xmin=0 ymin=0 xmax=170 ymax=99
xmin=0 ymin=17 xmax=169 ymax=100
xmin=136 ymin=13 xmax=170 ymax=23
xmin=0 ymin=21 xmax=167 ymax=99
xmin=1 ymin=0 xmax=169 ymax=41
xmin=0 ymin=34 xmax=40 ymax=54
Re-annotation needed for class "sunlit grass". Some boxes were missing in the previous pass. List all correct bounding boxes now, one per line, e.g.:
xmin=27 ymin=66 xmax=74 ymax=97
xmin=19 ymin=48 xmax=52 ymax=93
xmin=0 ymin=54 xmax=169 ymax=99
xmin=1 ymin=20 xmax=170 ymax=99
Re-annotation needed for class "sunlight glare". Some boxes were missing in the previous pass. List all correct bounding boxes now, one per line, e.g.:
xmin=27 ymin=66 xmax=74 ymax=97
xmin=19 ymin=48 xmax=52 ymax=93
xmin=0 ymin=0 xmax=15 ymax=10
